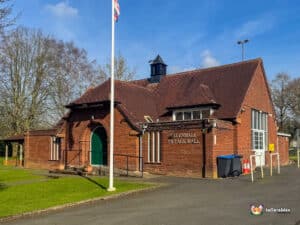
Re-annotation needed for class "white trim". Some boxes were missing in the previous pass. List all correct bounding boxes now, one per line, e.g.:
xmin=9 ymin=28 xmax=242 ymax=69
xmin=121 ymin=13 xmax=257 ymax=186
xmin=172 ymin=107 xmax=212 ymax=121
xmin=277 ymin=132 xmax=291 ymax=137
xmin=213 ymin=134 xmax=217 ymax=145
xmin=147 ymin=132 xmax=150 ymax=162
xmin=157 ymin=132 xmax=160 ymax=163
xmin=152 ymin=132 xmax=155 ymax=163
xmin=50 ymin=136 xmax=60 ymax=161
xmin=50 ymin=137 xmax=53 ymax=160
xmin=139 ymin=135 xmax=143 ymax=171
xmin=20 ymin=144 xmax=23 ymax=162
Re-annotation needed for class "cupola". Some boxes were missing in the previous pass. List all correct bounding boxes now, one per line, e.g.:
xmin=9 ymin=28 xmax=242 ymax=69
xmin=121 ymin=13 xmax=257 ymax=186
xmin=149 ymin=55 xmax=167 ymax=83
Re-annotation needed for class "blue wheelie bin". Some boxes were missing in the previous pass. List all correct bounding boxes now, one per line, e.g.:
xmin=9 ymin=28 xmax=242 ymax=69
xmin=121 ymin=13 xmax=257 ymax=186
xmin=217 ymin=154 xmax=243 ymax=178
xmin=217 ymin=155 xmax=235 ymax=178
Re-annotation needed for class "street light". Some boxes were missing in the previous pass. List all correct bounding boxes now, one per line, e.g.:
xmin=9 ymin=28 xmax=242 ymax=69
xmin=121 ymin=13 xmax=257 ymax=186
xmin=237 ymin=39 xmax=249 ymax=61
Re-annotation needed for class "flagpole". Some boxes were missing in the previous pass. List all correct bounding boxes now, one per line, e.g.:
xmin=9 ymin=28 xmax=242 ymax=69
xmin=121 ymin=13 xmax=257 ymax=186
xmin=108 ymin=0 xmax=116 ymax=192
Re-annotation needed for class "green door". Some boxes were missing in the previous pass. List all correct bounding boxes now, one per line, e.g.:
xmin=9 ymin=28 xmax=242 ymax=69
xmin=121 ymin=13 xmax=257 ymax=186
xmin=91 ymin=130 xmax=104 ymax=165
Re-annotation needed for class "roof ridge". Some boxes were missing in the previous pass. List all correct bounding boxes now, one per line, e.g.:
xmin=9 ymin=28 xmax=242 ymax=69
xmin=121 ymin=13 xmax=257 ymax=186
xmin=163 ymin=58 xmax=262 ymax=79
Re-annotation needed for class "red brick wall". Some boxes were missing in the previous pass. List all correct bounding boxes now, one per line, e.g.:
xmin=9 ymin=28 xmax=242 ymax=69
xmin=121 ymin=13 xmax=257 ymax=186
xmin=211 ymin=120 xmax=235 ymax=177
xmin=235 ymin=64 xmax=280 ymax=166
xmin=143 ymin=128 xmax=205 ymax=177
xmin=277 ymin=135 xmax=289 ymax=165
xmin=23 ymin=63 xmax=289 ymax=176
xmin=24 ymin=134 xmax=62 ymax=170
xmin=66 ymin=106 xmax=139 ymax=170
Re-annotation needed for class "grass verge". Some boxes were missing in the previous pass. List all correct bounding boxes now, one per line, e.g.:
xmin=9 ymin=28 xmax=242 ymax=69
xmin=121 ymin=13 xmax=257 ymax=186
xmin=0 ymin=166 xmax=153 ymax=218
xmin=289 ymin=155 xmax=298 ymax=161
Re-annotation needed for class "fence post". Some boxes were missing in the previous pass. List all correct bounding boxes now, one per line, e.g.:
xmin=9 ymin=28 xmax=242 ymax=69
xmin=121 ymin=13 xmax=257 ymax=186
xmin=250 ymin=155 xmax=254 ymax=183
xmin=141 ymin=157 xmax=143 ymax=178
xmin=277 ymin=153 xmax=280 ymax=174
xmin=260 ymin=154 xmax=264 ymax=178
xmin=126 ymin=155 xmax=129 ymax=176
xmin=297 ymin=148 xmax=300 ymax=168
xmin=5 ymin=144 xmax=8 ymax=165
xmin=270 ymin=154 xmax=273 ymax=176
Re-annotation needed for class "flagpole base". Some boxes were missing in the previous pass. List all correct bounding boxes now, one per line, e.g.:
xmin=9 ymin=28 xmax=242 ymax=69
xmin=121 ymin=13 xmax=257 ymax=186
xmin=107 ymin=187 xmax=116 ymax=192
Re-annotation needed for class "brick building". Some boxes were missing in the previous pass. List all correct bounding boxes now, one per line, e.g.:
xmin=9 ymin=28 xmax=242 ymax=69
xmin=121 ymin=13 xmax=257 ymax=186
xmin=3 ymin=56 xmax=290 ymax=178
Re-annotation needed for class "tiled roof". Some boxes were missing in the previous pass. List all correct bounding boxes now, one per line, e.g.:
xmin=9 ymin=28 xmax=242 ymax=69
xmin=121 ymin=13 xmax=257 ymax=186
xmin=2 ymin=135 xmax=24 ymax=142
xmin=2 ymin=129 xmax=58 ymax=141
xmin=69 ymin=58 xmax=262 ymax=127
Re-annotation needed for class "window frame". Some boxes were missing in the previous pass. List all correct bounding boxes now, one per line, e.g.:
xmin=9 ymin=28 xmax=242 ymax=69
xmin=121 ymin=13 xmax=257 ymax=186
xmin=50 ymin=136 xmax=61 ymax=161
xmin=172 ymin=108 xmax=213 ymax=121
xmin=251 ymin=109 xmax=268 ymax=151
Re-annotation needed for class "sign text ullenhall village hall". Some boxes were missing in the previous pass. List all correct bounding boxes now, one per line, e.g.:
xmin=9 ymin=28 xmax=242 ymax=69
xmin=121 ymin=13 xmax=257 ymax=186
xmin=168 ymin=132 xmax=200 ymax=144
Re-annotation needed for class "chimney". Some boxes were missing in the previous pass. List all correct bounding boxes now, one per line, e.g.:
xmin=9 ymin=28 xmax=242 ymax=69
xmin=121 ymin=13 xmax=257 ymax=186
xmin=149 ymin=55 xmax=167 ymax=83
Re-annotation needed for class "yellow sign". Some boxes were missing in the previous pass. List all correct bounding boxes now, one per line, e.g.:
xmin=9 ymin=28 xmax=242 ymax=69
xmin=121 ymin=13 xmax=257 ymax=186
xmin=269 ymin=143 xmax=275 ymax=152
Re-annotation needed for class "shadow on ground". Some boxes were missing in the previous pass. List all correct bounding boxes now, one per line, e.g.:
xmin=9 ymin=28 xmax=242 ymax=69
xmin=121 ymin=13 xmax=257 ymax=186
xmin=80 ymin=175 xmax=107 ymax=190
xmin=0 ymin=183 xmax=8 ymax=191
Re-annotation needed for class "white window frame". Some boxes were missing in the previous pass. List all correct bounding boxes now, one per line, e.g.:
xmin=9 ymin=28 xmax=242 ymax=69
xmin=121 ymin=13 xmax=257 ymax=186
xmin=146 ymin=131 xmax=161 ymax=163
xmin=172 ymin=108 xmax=213 ymax=121
xmin=251 ymin=110 xmax=268 ymax=151
xmin=50 ymin=136 xmax=60 ymax=161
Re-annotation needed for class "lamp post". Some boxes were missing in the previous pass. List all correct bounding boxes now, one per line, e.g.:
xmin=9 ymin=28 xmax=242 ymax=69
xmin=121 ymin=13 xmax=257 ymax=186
xmin=237 ymin=39 xmax=249 ymax=61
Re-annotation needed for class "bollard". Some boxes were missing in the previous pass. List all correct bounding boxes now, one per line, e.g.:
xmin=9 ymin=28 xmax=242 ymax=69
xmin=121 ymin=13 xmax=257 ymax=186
xmin=250 ymin=156 xmax=254 ymax=183
xmin=297 ymin=149 xmax=300 ymax=168
xmin=270 ymin=153 xmax=280 ymax=176
xmin=260 ymin=154 xmax=264 ymax=179
xmin=5 ymin=144 xmax=8 ymax=166
xmin=250 ymin=154 xmax=264 ymax=183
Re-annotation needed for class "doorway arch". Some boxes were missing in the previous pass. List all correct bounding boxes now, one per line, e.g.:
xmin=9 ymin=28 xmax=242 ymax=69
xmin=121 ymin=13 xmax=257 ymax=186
xmin=90 ymin=126 xmax=107 ymax=166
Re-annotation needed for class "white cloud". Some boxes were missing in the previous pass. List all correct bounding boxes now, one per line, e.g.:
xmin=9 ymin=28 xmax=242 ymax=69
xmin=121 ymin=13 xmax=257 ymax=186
xmin=235 ymin=15 xmax=275 ymax=39
xmin=169 ymin=66 xmax=196 ymax=74
xmin=45 ymin=2 xmax=78 ymax=18
xmin=201 ymin=50 xmax=220 ymax=68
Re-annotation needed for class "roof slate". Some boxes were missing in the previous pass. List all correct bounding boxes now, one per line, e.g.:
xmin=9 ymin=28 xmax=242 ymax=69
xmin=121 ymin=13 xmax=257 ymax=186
xmin=69 ymin=58 xmax=262 ymax=127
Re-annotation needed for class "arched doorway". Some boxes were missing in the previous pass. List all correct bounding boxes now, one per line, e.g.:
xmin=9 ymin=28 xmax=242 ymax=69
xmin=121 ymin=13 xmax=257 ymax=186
xmin=90 ymin=126 xmax=107 ymax=166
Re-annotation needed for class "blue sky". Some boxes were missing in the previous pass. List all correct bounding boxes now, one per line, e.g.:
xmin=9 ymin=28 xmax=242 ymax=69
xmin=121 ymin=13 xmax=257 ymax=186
xmin=13 ymin=0 xmax=300 ymax=80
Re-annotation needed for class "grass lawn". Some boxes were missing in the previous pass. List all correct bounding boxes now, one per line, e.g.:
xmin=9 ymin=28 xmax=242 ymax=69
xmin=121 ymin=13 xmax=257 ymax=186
xmin=289 ymin=155 xmax=298 ymax=161
xmin=0 ymin=165 xmax=152 ymax=218
xmin=0 ymin=157 xmax=5 ymax=165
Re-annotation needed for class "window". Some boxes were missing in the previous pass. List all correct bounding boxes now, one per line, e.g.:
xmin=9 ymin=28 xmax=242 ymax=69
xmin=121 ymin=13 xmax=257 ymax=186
xmin=173 ymin=108 xmax=212 ymax=121
xmin=184 ymin=112 xmax=192 ymax=120
xmin=251 ymin=110 xmax=268 ymax=150
xmin=175 ymin=112 xmax=183 ymax=121
xmin=147 ymin=132 xmax=161 ymax=163
xmin=50 ymin=136 xmax=61 ymax=161
xmin=192 ymin=111 xmax=201 ymax=120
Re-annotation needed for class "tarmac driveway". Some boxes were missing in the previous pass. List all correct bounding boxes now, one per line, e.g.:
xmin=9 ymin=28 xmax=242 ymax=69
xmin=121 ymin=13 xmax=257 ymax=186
xmin=2 ymin=166 xmax=300 ymax=225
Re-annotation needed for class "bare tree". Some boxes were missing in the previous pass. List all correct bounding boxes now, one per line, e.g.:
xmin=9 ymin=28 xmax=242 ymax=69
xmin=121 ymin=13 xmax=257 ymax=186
xmin=46 ymin=39 xmax=101 ymax=121
xmin=288 ymin=78 xmax=300 ymax=117
xmin=0 ymin=27 xmax=101 ymax=136
xmin=271 ymin=73 xmax=300 ymax=134
xmin=0 ymin=0 xmax=14 ymax=27
xmin=99 ymin=53 xmax=136 ymax=81
xmin=0 ymin=27 xmax=54 ymax=135
xmin=270 ymin=73 xmax=293 ymax=132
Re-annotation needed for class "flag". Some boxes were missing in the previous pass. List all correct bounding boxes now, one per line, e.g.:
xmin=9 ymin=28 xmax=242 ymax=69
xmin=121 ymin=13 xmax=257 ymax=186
xmin=114 ymin=0 xmax=120 ymax=22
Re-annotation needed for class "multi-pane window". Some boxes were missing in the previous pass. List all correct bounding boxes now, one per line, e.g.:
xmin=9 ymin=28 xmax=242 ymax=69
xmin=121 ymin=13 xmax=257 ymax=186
xmin=192 ymin=111 xmax=201 ymax=119
xmin=147 ymin=132 xmax=161 ymax=163
xmin=50 ymin=136 xmax=61 ymax=161
xmin=175 ymin=112 xmax=183 ymax=121
xmin=173 ymin=109 xmax=211 ymax=121
xmin=251 ymin=110 xmax=268 ymax=150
